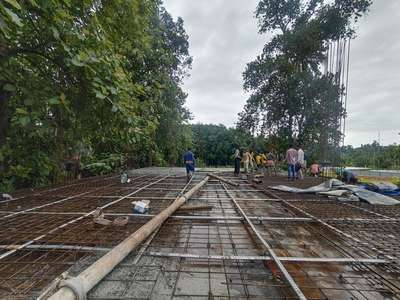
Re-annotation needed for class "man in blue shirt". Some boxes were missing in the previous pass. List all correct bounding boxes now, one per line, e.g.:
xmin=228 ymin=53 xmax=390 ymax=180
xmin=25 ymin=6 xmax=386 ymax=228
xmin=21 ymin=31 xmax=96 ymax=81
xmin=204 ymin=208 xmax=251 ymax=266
xmin=183 ymin=149 xmax=195 ymax=180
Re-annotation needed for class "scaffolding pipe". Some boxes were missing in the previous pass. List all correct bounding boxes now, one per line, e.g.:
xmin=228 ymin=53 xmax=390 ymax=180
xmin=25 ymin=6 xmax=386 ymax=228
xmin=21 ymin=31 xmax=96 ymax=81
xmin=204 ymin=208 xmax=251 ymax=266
xmin=48 ymin=175 xmax=210 ymax=300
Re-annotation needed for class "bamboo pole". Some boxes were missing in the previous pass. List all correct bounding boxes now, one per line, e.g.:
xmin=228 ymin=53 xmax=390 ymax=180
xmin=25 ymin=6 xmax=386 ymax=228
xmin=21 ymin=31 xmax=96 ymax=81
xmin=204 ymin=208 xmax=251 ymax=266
xmin=207 ymin=173 xmax=239 ymax=186
xmin=48 ymin=176 xmax=210 ymax=300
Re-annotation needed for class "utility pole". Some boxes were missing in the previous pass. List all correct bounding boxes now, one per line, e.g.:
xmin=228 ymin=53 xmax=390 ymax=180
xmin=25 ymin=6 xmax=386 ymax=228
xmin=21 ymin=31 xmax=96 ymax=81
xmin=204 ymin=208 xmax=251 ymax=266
xmin=398 ymin=132 xmax=400 ymax=170
xmin=377 ymin=131 xmax=381 ymax=169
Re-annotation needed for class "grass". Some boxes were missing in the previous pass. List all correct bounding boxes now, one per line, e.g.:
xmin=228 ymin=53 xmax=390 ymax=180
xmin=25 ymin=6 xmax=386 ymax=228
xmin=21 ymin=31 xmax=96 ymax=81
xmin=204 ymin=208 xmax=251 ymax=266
xmin=358 ymin=175 xmax=400 ymax=187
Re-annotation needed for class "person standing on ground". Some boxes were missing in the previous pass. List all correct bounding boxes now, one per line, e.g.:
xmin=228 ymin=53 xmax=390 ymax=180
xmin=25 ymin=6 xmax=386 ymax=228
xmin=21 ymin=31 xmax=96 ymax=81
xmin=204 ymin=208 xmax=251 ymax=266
xmin=233 ymin=148 xmax=241 ymax=176
xmin=297 ymin=147 xmax=305 ymax=180
xmin=260 ymin=152 xmax=267 ymax=174
xmin=255 ymin=153 xmax=262 ymax=170
xmin=266 ymin=150 xmax=277 ymax=176
xmin=64 ymin=153 xmax=82 ymax=180
xmin=249 ymin=151 xmax=255 ymax=173
xmin=183 ymin=148 xmax=195 ymax=181
xmin=303 ymin=152 xmax=308 ymax=175
xmin=242 ymin=150 xmax=251 ymax=173
xmin=285 ymin=145 xmax=298 ymax=181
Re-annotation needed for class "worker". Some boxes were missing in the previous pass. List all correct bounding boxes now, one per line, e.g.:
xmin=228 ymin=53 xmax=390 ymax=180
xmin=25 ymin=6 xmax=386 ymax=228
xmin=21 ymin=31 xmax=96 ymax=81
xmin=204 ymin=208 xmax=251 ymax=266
xmin=233 ymin=148 xmax=241 ymax=175
xmin=242 ymin=150 xmax=251 ymax=173
xmin=183 ymin=148 xmax=195 ymax=181
xmin=303 ymin=152 xmax=308 ymax=172
xmin=255 ymin=153 xmax=262 ymax=170
xmin=260 ymin=153 xmax=267 ymax=174
xmin=297 ymin=146 xmax=305 ymax=179
xmin=338 ymin=169 xmax=358 ymax=184
xmin=249 ymin=151 xmax=255 ymax=173
xmin=266 ymin=150 xmax=277 ymax=176
xmin=64 ymin=154 xmax=81 ymax=180
xmin=310 ymin=163 xmax=320 ymax=177
xmin=285 ymin=145 xmax=298 ymax=181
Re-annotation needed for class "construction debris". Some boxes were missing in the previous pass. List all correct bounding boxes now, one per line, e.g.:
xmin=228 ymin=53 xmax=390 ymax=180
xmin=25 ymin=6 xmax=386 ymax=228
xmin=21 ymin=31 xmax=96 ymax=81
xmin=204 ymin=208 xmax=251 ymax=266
xmin=253 ymin=177 xmax=263 ymax=184
xmin=270 ymin=179 xmax=400 ymax=205
xmin=92 ymin=208 xmax=113 ymax=225
xmin=132 ymin=200 xmax=150 ymax=214
xmin=93 ymin=208 xmax=129 ymax=226
xmin=93 ymin=215 xmax=112 ymax=226
xmin=120 ymin=173 xmax=131 ymax=184
xmin=112 ymin=216 xmax=129 ymax=226
xmin=0 ymin=193 xmax=12 ymax=201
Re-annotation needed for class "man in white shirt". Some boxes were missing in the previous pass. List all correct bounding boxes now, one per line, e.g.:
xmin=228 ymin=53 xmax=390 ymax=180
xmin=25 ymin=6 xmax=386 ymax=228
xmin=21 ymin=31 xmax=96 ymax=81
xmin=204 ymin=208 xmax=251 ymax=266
xmin=297 ymin=147 xmax=305 ymax=179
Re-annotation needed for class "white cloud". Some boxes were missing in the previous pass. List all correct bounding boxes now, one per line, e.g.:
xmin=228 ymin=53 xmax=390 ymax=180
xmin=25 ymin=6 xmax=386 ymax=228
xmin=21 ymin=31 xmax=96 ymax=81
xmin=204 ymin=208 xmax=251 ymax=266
xmin=346 ymin=0 xmax=400 ymax=145
xmin=164 ymin=0 xmax=265 ymax=126
xmin=164 ymin=0 xmax=400 ymax=146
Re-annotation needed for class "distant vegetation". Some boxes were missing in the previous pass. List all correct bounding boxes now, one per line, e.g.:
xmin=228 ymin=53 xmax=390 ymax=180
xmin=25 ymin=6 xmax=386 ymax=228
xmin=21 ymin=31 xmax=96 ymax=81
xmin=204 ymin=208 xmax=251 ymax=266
xmin=190 ymin=124 xmax=253 ymax=166
xmin=190 ymin=124 xmax=304 ymax=167
xmin=342 ymin=142 xmax=400 ymax=170
xmin=190 ymin=126 xmax=400 ymax=171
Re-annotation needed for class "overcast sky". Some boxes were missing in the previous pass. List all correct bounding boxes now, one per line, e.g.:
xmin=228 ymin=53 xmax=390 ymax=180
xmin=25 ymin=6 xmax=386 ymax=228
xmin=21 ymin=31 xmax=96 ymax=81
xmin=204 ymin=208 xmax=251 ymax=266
xmin=164 ymin=0 xmax=400 ymax=147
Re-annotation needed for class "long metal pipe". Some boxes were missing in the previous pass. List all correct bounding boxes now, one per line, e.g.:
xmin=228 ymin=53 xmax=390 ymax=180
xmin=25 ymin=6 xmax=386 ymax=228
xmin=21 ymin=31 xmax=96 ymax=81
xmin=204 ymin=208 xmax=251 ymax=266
xmin=147 ymin=251 xmax=387 ymax=264
xmin=48 ymin=175 xmax=210 ymax=300
xmin=4 ymin=244 xmax=386 ymax=265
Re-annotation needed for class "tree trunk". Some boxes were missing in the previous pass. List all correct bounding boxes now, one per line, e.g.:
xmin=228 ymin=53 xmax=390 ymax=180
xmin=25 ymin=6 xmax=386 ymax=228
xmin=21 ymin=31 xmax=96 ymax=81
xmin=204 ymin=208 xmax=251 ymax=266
xmin=0 ymin=87 xmax=10 ymax=173
xmin=0 ymin=88 xmax=10 ymax=148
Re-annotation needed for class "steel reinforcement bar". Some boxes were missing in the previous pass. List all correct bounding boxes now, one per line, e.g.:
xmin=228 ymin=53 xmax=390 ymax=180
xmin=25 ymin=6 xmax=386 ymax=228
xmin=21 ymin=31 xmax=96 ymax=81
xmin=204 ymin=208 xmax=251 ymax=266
xmin=221 ymin=183 xmax=307 ymax=300
xmin=0 ymin=175 xmax=169 ymax=261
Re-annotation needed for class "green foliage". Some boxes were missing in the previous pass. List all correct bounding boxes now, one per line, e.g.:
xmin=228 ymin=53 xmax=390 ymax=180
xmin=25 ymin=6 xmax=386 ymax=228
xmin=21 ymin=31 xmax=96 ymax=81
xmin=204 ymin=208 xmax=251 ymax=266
xmin=190 ymin=124 xmax=267 ymax=166
xmin=84 ymin=163 xmax=112 ymax=176
xmin=391 ymin=177 xmax=400 ymax=186
xmin=191 ymin=124 xmax=236 ymax=166
xmin=0 ymin=0 xmax=192 ymax=191
xmin=238 ymin=0 xmax=372 ymax=162
xmin=82 ymin=153 xmax=126 ymax=176
xmin=342 ymin=142 xmax=400 ymax=170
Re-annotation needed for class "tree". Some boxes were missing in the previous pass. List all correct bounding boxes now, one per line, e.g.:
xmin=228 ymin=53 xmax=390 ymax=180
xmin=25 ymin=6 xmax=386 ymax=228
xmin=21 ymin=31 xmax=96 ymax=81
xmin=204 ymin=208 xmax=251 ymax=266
xmin=190 ymin=124 xmax=263 ymax=166
xmin=0 ymin=0 xmax=192 ymax=191
xmin=238 ymin=0 xmax=371 ymax=161
xmin=342 ymin=142 xmax=400 ymax=170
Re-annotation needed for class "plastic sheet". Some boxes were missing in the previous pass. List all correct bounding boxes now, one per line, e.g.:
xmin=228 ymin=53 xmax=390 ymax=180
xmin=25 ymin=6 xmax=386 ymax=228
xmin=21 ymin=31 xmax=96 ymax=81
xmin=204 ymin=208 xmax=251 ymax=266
xmin=269 ymin=179 xmax=400 ymax=206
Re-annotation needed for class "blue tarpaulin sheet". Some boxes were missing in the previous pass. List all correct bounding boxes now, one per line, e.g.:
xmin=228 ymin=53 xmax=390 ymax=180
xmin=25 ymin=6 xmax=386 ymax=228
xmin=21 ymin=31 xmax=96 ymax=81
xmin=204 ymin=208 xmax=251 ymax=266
xmin=360 ymin=183 xmax=400 ymax=197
